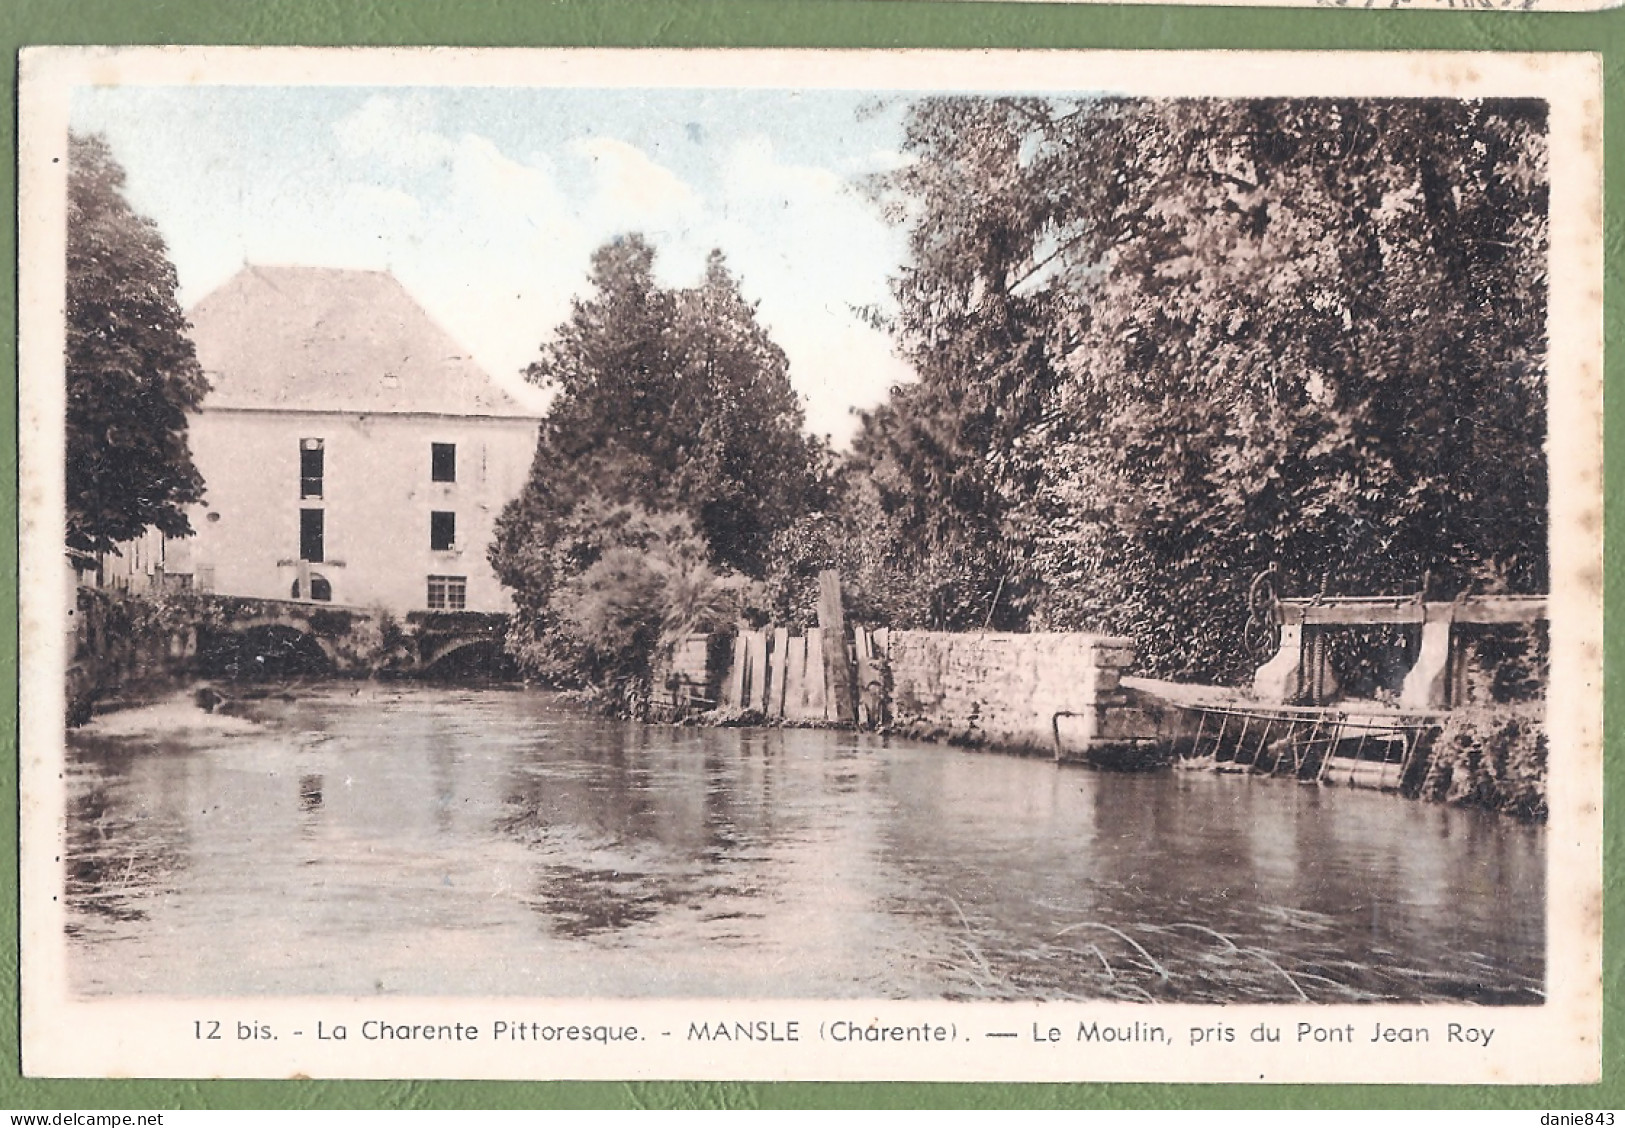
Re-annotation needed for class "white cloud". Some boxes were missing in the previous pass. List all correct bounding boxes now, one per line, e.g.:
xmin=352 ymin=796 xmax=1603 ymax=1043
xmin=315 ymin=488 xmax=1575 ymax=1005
xmin=82 ymin=89 xmax=918 ymax=447
xmin=770 ymin=312 xmax=914 ymax=445
xmin=399 ymin=134 xmax=709 ymax=397
xmin=332 ymin=95 xmax=456 ymax=172
xmin=347 ymin=183 xmax=425 ymax=228
xmin=717 ymin=135 xmax=900 ymax=309
xmin=236 ymin=180 xmax=431 ymax=273
xmin=446 ymin=135 xmax=582 ymax=256
xmin=569 ymin=137 xmax=700 ymax=231
xmin=391 ymin=137 xmax=596 ymax=408
xmin=697 ymin=134 xmax=912 ymax=444
xmin=726 ymin=134 xmax=847 ymax=202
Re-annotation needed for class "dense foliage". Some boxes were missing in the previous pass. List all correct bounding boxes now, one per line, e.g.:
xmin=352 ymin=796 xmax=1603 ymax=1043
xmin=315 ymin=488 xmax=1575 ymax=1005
xmin=500 ymin=495 xmax=744 ymax=689
xmin=491 ymin=236 xmax=823 ymax=686
xmin=1422 ymin=701 xmax=1547 ymax=821
xmin=66 ymin=133 xmax=209 ymax=557
xmin=849 ymin=97 xmax=1548 ymax=680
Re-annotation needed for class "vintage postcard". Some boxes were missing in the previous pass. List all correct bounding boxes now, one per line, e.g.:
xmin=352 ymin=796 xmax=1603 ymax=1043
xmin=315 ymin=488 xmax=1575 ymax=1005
xmin=17 ymin=47 xmax=1602 ymax=1082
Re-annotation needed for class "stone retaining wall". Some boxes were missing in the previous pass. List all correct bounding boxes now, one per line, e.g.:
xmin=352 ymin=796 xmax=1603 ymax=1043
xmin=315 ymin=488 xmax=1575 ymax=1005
xmin=68 ymin=586 xmax=198 ymax=725
xmin=884 ymin=631 xmax=1154 ymax=759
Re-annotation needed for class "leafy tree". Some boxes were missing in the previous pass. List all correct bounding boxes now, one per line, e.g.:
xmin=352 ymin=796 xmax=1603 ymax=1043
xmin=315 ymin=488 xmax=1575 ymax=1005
xmin=846 ymin=99 xmax=1071 ymax=630
xmin=759 ymin=465 xmax=919 ymax=629
xmin=537 ymin=497 xmax=743 ymax=690
xmin=863 ymin=97 xmax=1548 ymax=680
xmin=672 ymin=250 xmax=831 ymax=573
xmin=65 ymin=132 xmax=208 ymax=558
xmin=491 ymin=236 xmax=822 ymax=682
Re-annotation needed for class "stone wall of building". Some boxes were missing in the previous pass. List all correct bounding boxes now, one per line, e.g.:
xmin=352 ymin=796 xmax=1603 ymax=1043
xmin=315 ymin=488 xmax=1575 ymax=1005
xmin=185 ymin=411 xmax=538 ymax=615
xmin=883 ymin=631 xmax=1153 ymax=760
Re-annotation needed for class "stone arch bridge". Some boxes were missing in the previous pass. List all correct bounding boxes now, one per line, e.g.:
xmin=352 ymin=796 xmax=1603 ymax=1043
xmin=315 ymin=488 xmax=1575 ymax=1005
xmin=184 ymin=594 xmax=510 ymax=677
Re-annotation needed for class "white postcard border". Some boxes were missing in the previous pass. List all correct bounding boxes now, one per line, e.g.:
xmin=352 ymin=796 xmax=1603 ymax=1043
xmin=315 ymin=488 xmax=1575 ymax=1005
xmin=16 ymin=46 xmax=1604 ymax=1083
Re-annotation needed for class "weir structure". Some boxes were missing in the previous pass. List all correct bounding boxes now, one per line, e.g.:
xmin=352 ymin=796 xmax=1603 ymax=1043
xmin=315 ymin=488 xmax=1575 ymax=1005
xmin=1150 ymin=591 xmax=1551 ymax=791
xmin=1251 ymin=593 xmax=1548 ymax=710
xmin=1173 ymin=699 xmax=1447 ymax=792
xmin=654 ymin=571 xmax=1549 ymax=787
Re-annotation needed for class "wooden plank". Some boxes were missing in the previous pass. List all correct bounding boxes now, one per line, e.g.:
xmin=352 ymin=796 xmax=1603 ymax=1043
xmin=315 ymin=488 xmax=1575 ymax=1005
xmin=767 ymin=626 xmax=789 ymax=719
xmin=1452 ymin=596 xmax=1547 ymax=624
xmin=1283 ymin=595 xmax=1546 ymax=627
xmin=1288 ymin=601 xmax=1425 ymax=626
xmin=1282 ymin=595 xmax=1423 ymax=606
xmin=786 ymin=637 xmax=806 ymax=724
xmin=783 ymin=637 xmax=812 ymax=724
xmin=853 ymin=627 xmax=872 ymax=727
xmin=806 ymin=627 xmax=827 ymax=719
xmin=735 ymin=630 xmax=753 ymax=710
xmin=726 ymin=631 xmax=747 ymax=709
xmin=746 ymin=629 xmax=769 ymax=712
xmin=816 ymin=569 xmax=856 ymax=725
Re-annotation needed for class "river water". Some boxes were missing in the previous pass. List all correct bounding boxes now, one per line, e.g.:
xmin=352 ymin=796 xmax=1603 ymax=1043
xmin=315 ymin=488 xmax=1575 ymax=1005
xmin=64 ymin=685 xmax=1544 ymax=1003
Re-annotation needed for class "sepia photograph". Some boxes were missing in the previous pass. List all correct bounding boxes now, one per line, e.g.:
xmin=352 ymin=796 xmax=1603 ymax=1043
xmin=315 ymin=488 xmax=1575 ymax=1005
xmin=17 ymin=48 xmax=1602 ymax=1082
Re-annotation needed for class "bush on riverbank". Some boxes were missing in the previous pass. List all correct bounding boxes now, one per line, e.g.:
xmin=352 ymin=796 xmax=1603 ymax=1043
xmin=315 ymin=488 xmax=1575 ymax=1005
xmin=1419 ymin=702 xmax=1546 ymax=821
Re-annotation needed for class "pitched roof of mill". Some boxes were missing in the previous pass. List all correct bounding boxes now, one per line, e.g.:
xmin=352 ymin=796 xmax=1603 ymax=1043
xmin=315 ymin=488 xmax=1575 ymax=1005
xmin=187 ymin=265 xmax=532 ymax=416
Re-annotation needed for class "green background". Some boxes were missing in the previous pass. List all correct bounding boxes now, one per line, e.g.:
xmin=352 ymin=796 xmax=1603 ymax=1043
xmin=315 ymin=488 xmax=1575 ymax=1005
xmin=2 ymin=0 xmax=1618 ymax=1112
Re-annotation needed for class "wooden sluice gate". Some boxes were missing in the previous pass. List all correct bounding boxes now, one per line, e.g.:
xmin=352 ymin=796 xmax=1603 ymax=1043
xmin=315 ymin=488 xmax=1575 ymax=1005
xmin=1168 ymin=582 xmax=1546 ymax=791
xmin=1250 ymin=588 xmax=1546 ymax=711
xmin=1179 ymin=700 xmax=1444 ymax=792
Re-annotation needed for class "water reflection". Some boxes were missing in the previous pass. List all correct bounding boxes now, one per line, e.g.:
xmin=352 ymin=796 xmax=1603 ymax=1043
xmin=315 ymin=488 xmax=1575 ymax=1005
xmin=63 ymin=686 xmax=1543 ymax=1001
xmin=65 ymin=744 xmax=196 ymax=930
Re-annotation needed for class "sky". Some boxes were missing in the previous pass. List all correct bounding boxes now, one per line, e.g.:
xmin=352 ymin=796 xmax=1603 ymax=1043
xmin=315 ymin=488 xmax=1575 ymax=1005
xmin=70 ymin=86 xmax=921 ymax=446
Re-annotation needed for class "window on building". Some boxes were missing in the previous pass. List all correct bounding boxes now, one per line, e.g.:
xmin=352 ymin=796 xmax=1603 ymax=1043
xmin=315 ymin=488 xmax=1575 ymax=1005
xmin=430 ymin=511 xmax=456 ymax=552
xmin=300 ymin=438 xmax=325 ymax=498
xmin=431 ymin=442 xmax=456 ymax=482
xmin=291 ymin=572 xmax=333 ymax=602
xmin=300 ymin=509 xmax=325 ymax=563
xmin=427 ymin=575 xmax=467 ymax=611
